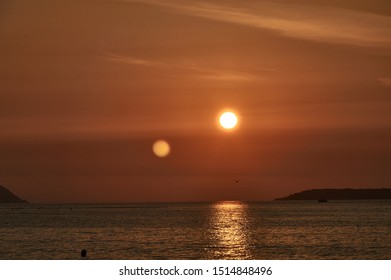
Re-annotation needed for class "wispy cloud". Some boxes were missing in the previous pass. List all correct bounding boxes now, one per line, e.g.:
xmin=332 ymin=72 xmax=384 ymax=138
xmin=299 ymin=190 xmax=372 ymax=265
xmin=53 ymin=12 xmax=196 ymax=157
xmin=378 ymin=77 xmax=391 ymax=87
xmin=197 ymin=72 xmax=253 ymax=82
xmin=118 ymin=0 xmax=391 ymax=49
xmin=104 ymin=52 xmax=274 ymax=82
xmin=104 ymin=52 xmax=168 ymax=68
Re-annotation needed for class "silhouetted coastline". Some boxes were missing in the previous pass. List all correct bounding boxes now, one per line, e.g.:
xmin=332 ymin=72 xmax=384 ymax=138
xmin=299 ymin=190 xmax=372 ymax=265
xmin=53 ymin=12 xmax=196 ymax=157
xmin=275 ymin=188 xmax=391 ymax=200
xmin=0 ymin=185 xmax=28 ymax=203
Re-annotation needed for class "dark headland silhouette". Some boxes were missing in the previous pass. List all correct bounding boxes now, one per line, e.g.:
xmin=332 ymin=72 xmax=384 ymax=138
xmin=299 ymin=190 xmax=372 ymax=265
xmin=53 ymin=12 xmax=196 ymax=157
xmin=275 ymin=188 xmax=391 ymax=201
xmin=0 ymin=185 xmax=28 ymax=203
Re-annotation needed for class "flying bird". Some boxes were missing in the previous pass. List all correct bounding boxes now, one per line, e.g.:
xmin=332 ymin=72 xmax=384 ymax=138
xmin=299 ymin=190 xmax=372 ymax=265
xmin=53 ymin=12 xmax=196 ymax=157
xmin=233 ymin=178 xmax=240 ymax=183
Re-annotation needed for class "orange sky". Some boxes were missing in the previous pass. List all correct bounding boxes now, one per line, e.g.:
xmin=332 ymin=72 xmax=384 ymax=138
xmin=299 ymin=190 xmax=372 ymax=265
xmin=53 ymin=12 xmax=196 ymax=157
xmin=1 ymin=0 xmax=391 ymax=202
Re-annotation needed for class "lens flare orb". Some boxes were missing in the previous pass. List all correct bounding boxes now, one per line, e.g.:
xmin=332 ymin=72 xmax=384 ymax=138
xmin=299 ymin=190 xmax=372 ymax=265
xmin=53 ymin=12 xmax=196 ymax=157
xmin=152 ymin=140 xmax=170 ymax=157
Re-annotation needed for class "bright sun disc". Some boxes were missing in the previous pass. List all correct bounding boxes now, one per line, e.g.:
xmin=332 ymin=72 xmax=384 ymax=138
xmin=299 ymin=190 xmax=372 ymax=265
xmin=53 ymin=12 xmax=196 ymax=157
xmin=219 ymin=112 xmax=238 ymax=129
xmin=152 ymin=140 xmax=170 ymax=157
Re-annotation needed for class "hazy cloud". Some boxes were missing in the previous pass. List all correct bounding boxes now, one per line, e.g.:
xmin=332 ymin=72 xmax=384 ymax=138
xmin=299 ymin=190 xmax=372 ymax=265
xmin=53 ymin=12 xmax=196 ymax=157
xmin=119 ymin=0 xmax=391 ymax=49
xmin=378 ymin=77 xmax=391 ymax=87
xmin=104 ymin=52 xmax=273 ymax=81
xmin=104 ymin=52 xmax=168 ymax=68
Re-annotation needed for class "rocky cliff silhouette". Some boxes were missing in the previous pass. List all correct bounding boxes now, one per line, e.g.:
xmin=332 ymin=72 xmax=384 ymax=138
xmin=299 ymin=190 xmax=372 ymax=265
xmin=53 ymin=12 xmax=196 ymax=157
xmin=0 ymin=185 xmax=28 ymax=203
xmin=275 ymin=188 xmax=391 ymax=200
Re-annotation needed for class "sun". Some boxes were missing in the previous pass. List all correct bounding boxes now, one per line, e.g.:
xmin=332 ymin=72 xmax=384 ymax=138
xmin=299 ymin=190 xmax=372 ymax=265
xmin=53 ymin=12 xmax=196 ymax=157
xmin=219 ymin=111 xmax=238 ymax=129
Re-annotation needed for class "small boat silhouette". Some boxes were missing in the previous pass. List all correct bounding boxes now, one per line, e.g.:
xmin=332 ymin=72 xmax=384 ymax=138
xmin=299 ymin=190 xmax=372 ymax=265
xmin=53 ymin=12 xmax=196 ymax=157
xmin=318 ymin=198 xmax=328 ymax=202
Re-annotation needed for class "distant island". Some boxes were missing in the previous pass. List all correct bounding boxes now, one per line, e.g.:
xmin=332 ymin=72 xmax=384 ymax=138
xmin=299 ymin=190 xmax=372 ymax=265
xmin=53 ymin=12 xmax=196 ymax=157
xmin=275 ymin=188 xmax=391 ymax=200
xmin=0 ymin=185 xmax=28 ymax=203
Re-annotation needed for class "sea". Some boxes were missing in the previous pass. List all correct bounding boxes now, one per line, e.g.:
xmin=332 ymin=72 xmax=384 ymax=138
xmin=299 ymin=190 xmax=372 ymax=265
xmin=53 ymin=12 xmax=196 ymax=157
xmin=0 ymin=200 xmax=390 ymax=259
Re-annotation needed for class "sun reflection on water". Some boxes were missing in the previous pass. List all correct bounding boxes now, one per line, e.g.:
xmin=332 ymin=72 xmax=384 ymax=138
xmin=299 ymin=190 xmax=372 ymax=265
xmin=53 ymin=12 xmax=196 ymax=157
xmin=207 ymin=201 xmax=253 ymax=259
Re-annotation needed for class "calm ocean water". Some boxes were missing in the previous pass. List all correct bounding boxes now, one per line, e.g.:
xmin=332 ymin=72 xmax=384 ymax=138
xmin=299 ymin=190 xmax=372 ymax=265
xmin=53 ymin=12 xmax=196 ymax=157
xmin=0 ymin=201 xmax=390 ymax=259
